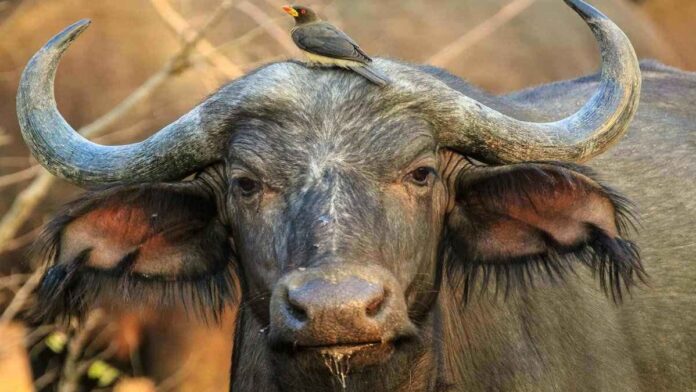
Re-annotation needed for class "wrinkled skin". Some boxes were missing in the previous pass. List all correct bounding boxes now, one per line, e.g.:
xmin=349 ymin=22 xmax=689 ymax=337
xmin=225 ymin=74 xmax=456 ymax=390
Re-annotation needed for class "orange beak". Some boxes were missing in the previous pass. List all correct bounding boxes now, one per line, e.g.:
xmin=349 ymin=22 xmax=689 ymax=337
xmin=282 ymin=5 xmax=299 ymax=17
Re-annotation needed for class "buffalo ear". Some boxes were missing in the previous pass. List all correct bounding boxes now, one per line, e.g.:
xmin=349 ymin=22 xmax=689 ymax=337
xmin=446 ymin=162 xmax=644 ymax=302
xmin=34 ymin=175 xmax=237 ymax=321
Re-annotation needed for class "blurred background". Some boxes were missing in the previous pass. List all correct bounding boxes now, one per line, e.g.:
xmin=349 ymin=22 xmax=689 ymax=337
xmin=0 ymin=0 xmax=693 ymax=390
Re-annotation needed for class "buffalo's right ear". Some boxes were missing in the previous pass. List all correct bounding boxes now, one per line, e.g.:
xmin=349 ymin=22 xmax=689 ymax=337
xmin=445 ymin=162 xmax=644 ymax=302
xmin=34 ymin=169 xmax=236 ymax=321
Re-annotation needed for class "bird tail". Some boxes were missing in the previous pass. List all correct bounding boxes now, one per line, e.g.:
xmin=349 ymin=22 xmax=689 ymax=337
xmin=349 ymin=65 xmax=391 ymax=87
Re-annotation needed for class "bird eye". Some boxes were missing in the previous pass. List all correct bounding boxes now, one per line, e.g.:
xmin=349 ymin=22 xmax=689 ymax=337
xmin=407 ymin=167 xmax=435 ymax=187
xmin=300 ymin=9 xmax=306 ymax=14
xmin=236 ymin=177 xmax=261 ymax=197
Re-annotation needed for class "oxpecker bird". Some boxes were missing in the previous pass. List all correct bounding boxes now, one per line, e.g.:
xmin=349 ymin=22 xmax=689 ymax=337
xmin=282 ymin=4 xmax=390 ymax=86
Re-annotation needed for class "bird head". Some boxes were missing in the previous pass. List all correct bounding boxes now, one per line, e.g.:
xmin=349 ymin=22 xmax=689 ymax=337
xmin=282 ymin=5 xmax=319 ymax=23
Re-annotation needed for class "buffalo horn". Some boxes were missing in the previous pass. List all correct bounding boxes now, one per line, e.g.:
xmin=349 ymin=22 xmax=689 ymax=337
xmin=438 ymin=0 xmax=641 ymax=163
xmin=16 ymin=20 xmax=227 ymax=185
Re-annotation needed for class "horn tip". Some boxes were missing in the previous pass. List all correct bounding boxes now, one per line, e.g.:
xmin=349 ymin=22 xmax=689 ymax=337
xmin=563 ymin=0 xmax=606 ymax=21
xmin=45 ymin=19 xmax=92 ymax=51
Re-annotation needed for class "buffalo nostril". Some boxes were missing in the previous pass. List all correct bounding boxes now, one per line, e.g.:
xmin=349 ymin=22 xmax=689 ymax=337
xmin=365 ymin=289 xmax=387 ymax=317
xmin=286 ymin=293 xmax=308 ymax=323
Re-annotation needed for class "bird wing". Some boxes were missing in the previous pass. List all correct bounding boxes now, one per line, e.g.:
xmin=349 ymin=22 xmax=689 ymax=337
xmin=292 ymin=22 xmax=372 ymax=64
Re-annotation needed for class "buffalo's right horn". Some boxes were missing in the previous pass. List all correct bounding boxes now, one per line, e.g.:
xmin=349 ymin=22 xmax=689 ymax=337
xmin=437 ymin=0 xmax=641 ymax=164
xmin=16 ymin=20 xmax=227 ymax=186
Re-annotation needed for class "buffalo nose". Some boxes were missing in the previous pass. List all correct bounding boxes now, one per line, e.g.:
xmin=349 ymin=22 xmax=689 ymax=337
xmin=270 ymin=267 xmax=413 ymax=347
xmin=285 ymin=277 xmax=387 ymax=325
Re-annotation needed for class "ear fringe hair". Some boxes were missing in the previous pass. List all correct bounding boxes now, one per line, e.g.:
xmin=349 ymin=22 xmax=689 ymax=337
xmin=446 ymin=227 xmax=645 ymax=304
xmin=447 ymin=162 xmax=645 ymax=304
xmin=35 ymin=259 xmax=239 ymax=324
xmin=29 ymin=183 xmax=238 ymax=324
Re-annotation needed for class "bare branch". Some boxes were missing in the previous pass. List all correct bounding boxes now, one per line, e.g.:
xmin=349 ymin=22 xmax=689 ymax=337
xmin=0 ymin=170 xmax=54 ymax=254
xmin=0 ymin=166 xmax=40 ymax=189
xmin=58 ymin=311 xmax=105 ymax=392
xmin=201 ymin=15 xmax=286 ymax=57
xmin=0 ymin=157 xmax=33 ymax=167
xmin=0 ymin=126 xmax=10 ymax=146
xmin=427 ymin=0 xmax=538 ymax=67
xmin=236 ymin=1 xmax=299 ymax=56
xmin=0 ymin=226 xmax=42 ymax=254
xmin=0 ymin=0 xmax=236 ymax=253
xmin=34 ymin=367 xmax=60 ymax=391
xmin=23 ymin=324 xmax=56 ymax=347
xmin=0 ymin=273 xmax=31 ymax=289
xmin=0 ymin=268 xmax=43 ymax=324
xmin=149 ymin=0 xmax=244 ymax=79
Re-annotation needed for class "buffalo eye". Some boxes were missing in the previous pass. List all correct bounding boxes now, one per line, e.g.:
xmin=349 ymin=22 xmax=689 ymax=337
xmin=406 ymin=167 xmax=435 ymax=186
xmin=236 ymin=177 xmax=261 ymax=197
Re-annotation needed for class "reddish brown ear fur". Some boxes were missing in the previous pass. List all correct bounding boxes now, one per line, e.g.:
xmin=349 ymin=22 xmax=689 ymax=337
xmin=59 ymin=187 xmax=221 ymax=276
xmin=446 ymin=162 xmax=643 ymax=301
xmin=34 ymin=182 xmax=236 ymax=320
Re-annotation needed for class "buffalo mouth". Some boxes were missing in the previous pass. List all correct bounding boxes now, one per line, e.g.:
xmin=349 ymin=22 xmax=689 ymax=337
xmin=275 ymin=336 xmax=415 ymax=368
xmin=314 ymin=342 xmax=394 ymax=369
xmin=305 ymin=341 xmax=390 ymax=356
xmin=300 ymin=342 xmax=394 ymax=369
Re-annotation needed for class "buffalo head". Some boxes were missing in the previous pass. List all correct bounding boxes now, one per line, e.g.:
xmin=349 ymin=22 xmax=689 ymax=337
xmin=18 ymin=1 xmax=644 ymax=391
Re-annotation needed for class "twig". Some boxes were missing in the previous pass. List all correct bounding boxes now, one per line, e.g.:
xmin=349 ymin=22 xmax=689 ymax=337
xmin=34 ymin=367 xmax=60 ymax=390
xmin=0 ymin=226 xmax=43 ymax=254
xmin=427 ymin=0 xmax=538 ymax=67
xmin=201 ymin=15 xmax=286 ymax=57
xmin=82 ymin=321 xmax=119 ymax=358
xmin=58 ymin=311 xmax=105 ymax=392
xmin=0 ymin=268 xmax=43 ymax=324
xmin=74 ymin=341 xmax=119 ymax=377
xmin=0 ymin=157 xmax=32 ymax=167
xmin=0 ymin=170 xmax=54 ymax=254
xmin=236 ymin=1 xmax=299 ymax=56
xmin=0 ymin=273 xmax=31 ymax=289
xmin=23 ymin=324 xmax=56 ymax=347
xmin=149 ymin=0 xmax=244 ymax=79
xmin=0 ymin=0 xmax=235 ymax=254
xmin=0 ymin=166 xmax=40 ymax=189
xmin=0 ymin=130 xmax=10 ymax=146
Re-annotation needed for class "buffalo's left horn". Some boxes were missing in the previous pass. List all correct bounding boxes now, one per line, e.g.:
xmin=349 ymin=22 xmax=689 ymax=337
xmin=17 ymin=20 xmax=227 ymax=186
xmin=438 ymin=0 xmax=641 ymax=163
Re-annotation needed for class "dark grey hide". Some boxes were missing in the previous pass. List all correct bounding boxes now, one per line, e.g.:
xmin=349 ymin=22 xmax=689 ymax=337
xmin=31 ymin=60 xmax=695 ymax=392
xmin=218 ymin=61 xmax=694 ymax=392
xmin=433 ymin=60 xmax=696 ymax=392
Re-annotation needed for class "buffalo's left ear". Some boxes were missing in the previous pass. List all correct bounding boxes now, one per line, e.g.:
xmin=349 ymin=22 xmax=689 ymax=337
xmin=446 ymin=162 xmax=644 ymax=301
xmin=32 ymin=167 xmax=237 ymax=321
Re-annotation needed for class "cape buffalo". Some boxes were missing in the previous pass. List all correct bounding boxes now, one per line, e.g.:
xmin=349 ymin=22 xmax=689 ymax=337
xmin=16 ymin=0 xmax=694 ymax=391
